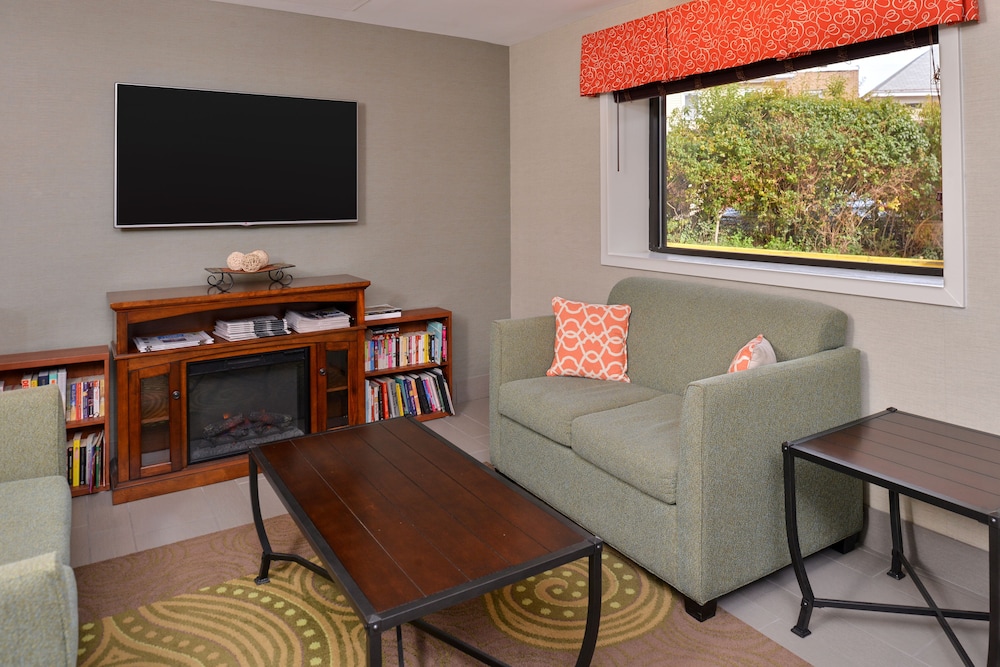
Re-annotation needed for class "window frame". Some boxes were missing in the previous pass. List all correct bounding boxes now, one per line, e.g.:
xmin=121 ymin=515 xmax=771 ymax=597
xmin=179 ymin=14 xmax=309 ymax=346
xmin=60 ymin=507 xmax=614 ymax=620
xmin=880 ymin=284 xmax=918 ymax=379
xmin=599 ymin=25 xmax=966 ymax=307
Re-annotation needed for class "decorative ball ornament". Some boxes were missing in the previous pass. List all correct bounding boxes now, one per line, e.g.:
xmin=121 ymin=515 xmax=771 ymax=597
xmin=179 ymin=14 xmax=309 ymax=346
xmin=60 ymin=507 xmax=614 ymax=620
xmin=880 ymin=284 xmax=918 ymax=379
xmin=240 ymin=251 xmax=266 ymax=272
xmin=226 ymin=251 xmax=245 ymax=270
xmin=250 ymin=249 xmax=269 ymax=266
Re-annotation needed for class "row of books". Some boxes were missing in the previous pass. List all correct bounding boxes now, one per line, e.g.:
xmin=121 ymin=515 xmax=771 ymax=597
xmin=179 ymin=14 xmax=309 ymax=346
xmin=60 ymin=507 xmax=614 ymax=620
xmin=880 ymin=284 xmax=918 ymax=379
xmin=2 ymin=369 xmax=104 ymax=422
xmin=365 ymin=321 xmax=447 ymax=371
xmin=67 ymin=429 xmax=104 ymax=490
xmin=17 ymin=367 xmax=66 ymax=391
xmin=66 ymin=375 xmax=105 ymax=422
xmin=365 ymin=368 xmax=454 ymax=422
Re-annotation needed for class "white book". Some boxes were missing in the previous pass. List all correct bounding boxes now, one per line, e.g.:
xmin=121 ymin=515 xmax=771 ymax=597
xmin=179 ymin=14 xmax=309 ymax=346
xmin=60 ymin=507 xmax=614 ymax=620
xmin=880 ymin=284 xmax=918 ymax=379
xmin=365 ymin=304 xmax=403 ymax=321
xmin=133 ymin=331 xmax=214 ymax=352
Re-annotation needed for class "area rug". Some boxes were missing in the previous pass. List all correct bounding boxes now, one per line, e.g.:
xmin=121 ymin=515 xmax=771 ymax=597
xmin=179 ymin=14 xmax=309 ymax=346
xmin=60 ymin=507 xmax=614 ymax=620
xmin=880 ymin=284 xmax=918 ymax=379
xmin=75 ymin=515 xmax=808 ymax=666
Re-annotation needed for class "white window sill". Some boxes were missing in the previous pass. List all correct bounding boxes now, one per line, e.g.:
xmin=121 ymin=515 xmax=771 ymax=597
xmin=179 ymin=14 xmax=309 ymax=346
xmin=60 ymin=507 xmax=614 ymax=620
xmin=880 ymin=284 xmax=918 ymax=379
xmin=601 ymin=248 xmax=962 ymax=307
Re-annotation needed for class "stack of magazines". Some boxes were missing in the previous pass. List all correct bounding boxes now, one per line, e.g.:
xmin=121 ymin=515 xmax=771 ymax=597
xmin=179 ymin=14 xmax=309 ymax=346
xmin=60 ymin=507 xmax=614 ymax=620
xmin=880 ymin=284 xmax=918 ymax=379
xmin=133 ymin=331 xmax=214 ymax=352
xmin=285 ymin=307 xmax=352 ymax=333
xmin=214 ymin=316 xmax=290 ymax=341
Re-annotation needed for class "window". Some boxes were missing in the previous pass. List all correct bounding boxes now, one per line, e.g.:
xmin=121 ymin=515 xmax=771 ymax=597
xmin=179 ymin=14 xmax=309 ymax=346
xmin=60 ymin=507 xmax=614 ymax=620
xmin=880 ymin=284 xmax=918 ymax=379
xmin=601 ymin=26 xmax=967 ymax=307
xmin=653 ymin=42 xmax=943 ymax=277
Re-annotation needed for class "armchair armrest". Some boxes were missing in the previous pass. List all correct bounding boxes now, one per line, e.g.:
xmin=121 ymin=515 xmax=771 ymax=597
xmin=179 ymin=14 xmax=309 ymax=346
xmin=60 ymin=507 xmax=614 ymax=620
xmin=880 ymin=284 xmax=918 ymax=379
xmin=0 ymin=385 xmax=66 ymax=484
xmin=0 ymin=552 xmax=78 ymax=667
xmin=676 ymin=347 xmax=864 ymax=602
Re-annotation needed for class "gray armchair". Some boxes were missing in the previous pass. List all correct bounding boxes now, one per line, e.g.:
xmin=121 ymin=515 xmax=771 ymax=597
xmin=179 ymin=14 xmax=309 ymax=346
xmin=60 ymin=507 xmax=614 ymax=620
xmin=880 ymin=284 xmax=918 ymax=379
xmin=0 ymin=384 xmax=78 ymax=666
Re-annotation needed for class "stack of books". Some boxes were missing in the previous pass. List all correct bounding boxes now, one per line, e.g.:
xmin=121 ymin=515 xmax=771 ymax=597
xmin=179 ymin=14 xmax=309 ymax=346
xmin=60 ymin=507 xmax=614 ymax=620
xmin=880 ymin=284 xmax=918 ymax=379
xmin=214 ymin=316 xmax=290 ymax=341
xmin=285 ymin=307 xmax=352 ymax=333
xmin=67 ymin=429 xmax=104 ymax=491
xmin=365 ymin=304 xmax=402 ymax=321
xmin=133 ymin=331 xmax=214 ymax=352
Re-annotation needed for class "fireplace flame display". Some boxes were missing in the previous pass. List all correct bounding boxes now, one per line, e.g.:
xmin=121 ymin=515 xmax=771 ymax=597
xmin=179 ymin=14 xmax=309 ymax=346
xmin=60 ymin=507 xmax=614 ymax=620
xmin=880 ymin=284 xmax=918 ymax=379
xmin=189 ymin=410 xmax=304 ymax=463
xmin=204 ymin=410 xmax=295 ymax=442
xmin=186 ymin=348 xmax=310 ymax=464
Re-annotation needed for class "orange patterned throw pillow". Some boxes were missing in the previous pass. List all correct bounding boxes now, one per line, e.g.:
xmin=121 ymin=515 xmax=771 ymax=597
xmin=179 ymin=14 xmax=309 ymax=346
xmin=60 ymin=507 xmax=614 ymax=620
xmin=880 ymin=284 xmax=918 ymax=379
xmin=728 ymin=334 xmax=777 ymax=373
xmin=547 ymin=297 xmax=631 ymax=382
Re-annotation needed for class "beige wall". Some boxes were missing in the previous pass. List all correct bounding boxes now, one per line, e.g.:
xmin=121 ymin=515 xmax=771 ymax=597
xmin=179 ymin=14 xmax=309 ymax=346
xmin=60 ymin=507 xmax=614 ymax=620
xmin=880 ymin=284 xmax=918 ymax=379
xmin=511 ymin=2 xmax=999 ymax=548
xmin=0 ymin=0 xmax=511 ymax=400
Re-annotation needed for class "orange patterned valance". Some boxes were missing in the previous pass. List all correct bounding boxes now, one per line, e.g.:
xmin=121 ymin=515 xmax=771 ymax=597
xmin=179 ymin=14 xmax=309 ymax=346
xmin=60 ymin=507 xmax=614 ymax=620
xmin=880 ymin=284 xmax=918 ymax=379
xmin=580 ymin=0 xmax=980 ymax=96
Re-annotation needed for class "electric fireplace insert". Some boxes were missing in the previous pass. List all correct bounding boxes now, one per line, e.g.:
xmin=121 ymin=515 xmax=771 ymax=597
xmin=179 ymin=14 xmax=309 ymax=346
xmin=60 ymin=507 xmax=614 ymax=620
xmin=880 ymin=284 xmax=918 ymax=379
xmin=187 ymin=348 xmax=309 ymax=464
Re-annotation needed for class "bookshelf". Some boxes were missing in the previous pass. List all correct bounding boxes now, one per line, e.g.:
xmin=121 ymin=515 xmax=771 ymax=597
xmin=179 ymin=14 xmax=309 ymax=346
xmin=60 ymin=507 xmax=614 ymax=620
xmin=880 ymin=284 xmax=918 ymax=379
xmin=364 ymin=307 xmax=453 ymax=423
xmin=0 ymin=345 xmax=110 ymax=497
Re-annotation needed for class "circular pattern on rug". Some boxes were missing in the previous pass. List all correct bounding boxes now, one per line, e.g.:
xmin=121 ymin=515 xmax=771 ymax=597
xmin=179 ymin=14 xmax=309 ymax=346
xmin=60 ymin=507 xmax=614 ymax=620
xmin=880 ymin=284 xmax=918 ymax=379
xmin=77 ymin=564 xmax=365 ymax=667
xmin=484 ymin=549 xmax=673 ymax=649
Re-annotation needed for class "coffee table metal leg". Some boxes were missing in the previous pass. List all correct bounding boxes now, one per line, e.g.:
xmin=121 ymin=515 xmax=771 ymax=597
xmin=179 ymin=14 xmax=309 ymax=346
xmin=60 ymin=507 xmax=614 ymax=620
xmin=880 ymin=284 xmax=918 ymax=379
xmin=249 ymin=454 xmax=335 ymax=586
xmin=404 ymin=543 xmax=603 ymax=667
xmin=366 ymin=624 xmax=382 ymax=667
xmin=575 ymin=542 xmax=604 ymax=667
xmin=248 ymin=457 xmax=275 ymax=585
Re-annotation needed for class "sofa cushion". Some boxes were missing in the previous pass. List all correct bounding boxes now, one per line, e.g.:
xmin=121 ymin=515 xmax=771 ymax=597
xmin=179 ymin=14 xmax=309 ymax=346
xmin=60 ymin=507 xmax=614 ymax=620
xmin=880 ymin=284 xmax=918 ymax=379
xmin=546 ymin=297 xmax=631 ymax=382
xmin=498 ymin=376 xmax=663 ymax=446
xmin=0 ymin=476 xmax=72 ymax=568
xmin=571 ymin=394 xmax=683 ymax=505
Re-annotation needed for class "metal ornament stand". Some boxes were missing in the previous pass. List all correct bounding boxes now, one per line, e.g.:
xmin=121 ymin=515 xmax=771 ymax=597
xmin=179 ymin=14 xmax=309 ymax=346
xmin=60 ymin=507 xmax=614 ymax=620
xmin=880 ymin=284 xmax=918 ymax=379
xmin=205 ymin=263 xmax=294 ymax=292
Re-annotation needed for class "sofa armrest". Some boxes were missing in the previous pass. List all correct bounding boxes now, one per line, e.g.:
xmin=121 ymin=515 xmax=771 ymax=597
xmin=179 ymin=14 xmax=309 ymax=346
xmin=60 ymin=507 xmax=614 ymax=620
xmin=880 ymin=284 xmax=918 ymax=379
xmin=0 ymin=552 xmax=78 ymax=667
xmin=490 ymin=316 xmax=556 ymax=415
xmin=676 ymin=347 xmax=864 ymax=601
xmin=490 ymin=316 xmax=557 ymax=385
xmin=0 ymin=385 xmax=67 ymax=484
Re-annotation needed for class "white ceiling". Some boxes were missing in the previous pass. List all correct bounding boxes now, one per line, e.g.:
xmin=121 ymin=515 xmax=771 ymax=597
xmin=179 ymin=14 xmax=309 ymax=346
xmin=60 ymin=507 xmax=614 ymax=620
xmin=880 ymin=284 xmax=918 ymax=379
xmin=207 ymin=0 xmax=638 ymax=46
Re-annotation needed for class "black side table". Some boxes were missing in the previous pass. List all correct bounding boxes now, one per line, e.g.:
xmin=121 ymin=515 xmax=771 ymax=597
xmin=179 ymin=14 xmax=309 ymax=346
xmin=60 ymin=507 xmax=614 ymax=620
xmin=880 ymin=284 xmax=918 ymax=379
xmin=783 ymin=408 xmax=999 ymax=667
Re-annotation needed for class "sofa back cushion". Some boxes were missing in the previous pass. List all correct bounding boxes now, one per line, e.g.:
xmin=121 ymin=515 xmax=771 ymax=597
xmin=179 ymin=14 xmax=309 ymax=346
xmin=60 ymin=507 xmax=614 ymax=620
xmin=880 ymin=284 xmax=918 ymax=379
xmin=607 ymin=277 xmax=848 ymax=394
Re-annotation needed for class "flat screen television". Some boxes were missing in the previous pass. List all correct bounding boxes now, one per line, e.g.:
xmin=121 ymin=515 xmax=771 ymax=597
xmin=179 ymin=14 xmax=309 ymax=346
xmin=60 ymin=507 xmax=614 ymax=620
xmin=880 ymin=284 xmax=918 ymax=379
xmin=115 ymin=83 xmax=358 ymax=228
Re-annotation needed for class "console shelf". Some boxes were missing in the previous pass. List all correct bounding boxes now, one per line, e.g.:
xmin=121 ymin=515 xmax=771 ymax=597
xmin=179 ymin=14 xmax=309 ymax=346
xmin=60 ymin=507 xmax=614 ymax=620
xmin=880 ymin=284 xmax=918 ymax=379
xmin=107 ymin=275 xmax=370 ymax=503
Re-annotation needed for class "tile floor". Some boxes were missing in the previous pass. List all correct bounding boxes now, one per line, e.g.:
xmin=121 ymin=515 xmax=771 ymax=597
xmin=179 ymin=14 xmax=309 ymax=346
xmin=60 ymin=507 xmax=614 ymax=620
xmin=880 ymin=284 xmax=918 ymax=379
xmin=71 ymin=397 xmax=990 ymax=666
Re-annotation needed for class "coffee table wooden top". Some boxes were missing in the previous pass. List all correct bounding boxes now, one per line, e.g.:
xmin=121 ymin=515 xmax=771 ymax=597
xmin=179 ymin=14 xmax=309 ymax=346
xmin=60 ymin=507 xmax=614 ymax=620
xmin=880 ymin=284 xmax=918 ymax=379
xmin=250 ymin=417 xmax=600 ymax=625
xmin=787 ymin=408 xmax=1000 ymax=521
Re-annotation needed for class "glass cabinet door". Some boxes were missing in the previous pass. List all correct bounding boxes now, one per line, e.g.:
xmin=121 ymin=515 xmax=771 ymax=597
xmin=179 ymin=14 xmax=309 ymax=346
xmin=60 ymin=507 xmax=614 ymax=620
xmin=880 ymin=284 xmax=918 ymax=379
xmin=130 ymin=363 xmax=181 ymax=478
xmin=321 ymin=342 xmax=352 ymax=430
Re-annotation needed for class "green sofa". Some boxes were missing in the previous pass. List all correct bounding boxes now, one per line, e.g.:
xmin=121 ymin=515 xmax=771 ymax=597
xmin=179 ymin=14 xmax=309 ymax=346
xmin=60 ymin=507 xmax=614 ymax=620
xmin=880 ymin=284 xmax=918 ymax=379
xmin=490 ymin=276 xmax=863 ymax=619
xmin=0 ymin=384 xmax=78 ymax=666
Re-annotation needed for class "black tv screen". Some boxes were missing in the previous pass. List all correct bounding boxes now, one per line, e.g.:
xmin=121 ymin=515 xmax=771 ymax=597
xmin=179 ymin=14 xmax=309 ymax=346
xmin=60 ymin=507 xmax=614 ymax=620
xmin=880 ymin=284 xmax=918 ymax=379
xmin=115 ymin=84 xmax=358 ymax=228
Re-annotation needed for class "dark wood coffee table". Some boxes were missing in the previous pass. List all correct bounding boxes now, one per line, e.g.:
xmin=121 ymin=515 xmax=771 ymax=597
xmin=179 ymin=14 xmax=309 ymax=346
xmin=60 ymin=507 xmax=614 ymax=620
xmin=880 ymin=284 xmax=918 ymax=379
xmin=248 ymin=417 xmax=603 ymax=666
xmin=784 ymin=408 xmax=999 ymax=667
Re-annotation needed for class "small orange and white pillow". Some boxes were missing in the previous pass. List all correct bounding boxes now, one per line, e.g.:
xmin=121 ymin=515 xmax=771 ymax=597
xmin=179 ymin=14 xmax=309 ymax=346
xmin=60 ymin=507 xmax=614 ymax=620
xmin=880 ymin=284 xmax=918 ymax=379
xmin=728 ymin=334 xmax=776 ymax=373
xmin=547 ymin=297 xmax=631 ymax=382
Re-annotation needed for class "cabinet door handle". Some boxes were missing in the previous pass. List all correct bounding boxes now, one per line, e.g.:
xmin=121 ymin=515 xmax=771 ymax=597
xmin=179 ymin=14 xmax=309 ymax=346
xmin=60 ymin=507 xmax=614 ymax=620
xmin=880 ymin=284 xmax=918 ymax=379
xmin=172 ymin=390 xmax=181 ymax=400
xmin=318 ymin=368 xmax=327 ymax=376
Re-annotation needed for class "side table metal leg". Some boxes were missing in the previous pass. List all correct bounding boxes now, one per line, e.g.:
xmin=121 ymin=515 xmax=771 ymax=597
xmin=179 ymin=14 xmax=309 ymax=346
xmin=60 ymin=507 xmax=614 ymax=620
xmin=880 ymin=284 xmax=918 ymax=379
xmin=887 ymin=491 xmax=906 ymax=580
xmin=989 ymin=515 xmax=999 ymax=667
xmin=783 ymin=445 xmax=814 ymax=637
